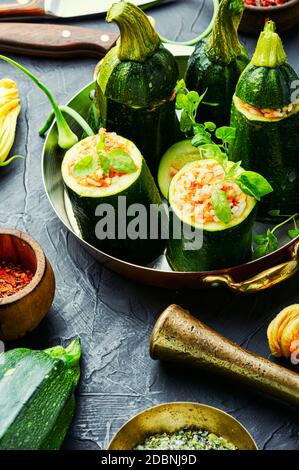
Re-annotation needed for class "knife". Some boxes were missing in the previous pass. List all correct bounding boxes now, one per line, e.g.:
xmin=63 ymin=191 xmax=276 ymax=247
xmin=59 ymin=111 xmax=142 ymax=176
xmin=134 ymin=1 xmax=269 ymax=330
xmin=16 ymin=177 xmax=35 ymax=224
xmin=0 ymin=22 xmax=193 ymax=61
xmin=0 ymin=0 xmax=171 ymax=20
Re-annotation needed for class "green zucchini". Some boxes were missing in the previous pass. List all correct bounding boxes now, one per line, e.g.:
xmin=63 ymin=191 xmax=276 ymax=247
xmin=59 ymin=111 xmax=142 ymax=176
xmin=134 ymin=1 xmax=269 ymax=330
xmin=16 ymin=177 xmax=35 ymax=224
xmin=0 ymin=339 xmax=81 ymax=450
xmin=185 ymin=0 xmax=249 ymax=127
xmin=62 ymin=130 xmax=166 ymax=265
xmin=91 ymin=2 xmax=180 ymax=176
xmin=230 ymin=21 xmax=299 ymax=219
xmin=158 ymin=140 xmax=202 ymax=199
xmin=167 ymin=159 xmax=256 ymax=271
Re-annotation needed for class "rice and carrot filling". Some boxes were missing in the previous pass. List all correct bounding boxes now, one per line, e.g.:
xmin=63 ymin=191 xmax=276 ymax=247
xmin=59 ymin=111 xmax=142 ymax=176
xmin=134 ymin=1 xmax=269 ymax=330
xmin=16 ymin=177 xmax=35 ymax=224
xmin=235 ymin=96 xmax=298 ymax=121
xmin=68 ymin=129 xmax=140 ymax=189
xmin=171 ymin=160 xmax=247 ymax=226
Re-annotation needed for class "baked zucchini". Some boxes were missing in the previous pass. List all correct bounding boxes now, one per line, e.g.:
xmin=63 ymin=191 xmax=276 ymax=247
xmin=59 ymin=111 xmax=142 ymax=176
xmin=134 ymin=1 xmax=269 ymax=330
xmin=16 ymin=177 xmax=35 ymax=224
xmin=92 ymin=2 xmax=179 ymax=176
xmin=185 ymin=0 xmax=249 ymax=127
xmin=0 ymin=339 xmax=81 ymax=450
xmin=62 ymin=129 xmax=166 ymax=265
xmin=167 ymin=159 xmax=257 ymax=272
xmin=230 ymin=21 xmax=299 ymax=219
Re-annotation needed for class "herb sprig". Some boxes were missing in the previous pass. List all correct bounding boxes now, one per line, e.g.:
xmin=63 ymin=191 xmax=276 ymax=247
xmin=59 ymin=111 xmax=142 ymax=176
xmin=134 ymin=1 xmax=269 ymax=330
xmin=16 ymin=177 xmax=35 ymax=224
xmin=175 ymin=80 xmax=273 ymax=224
xmin=73 ymin=136 xmax=137 ymax=178
xmin=253 ymin=212 xmax=299 ymax=259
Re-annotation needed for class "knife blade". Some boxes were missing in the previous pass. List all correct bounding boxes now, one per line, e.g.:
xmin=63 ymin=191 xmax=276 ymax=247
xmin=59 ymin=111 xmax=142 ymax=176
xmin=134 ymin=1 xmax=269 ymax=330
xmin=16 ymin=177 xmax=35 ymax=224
xmin=0 ymin=22 xmax=193 ymax=61
xmin=0 ymin=0 xmax=171 ymax=20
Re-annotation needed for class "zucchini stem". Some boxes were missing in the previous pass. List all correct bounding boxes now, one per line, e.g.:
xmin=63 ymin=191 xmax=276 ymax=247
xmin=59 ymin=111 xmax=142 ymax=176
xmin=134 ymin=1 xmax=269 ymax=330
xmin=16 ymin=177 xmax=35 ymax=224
xmin=44 ymin=338 xmax=81 ymax=369
xmin=251 ymin=20 xmax=287 ymax=68
xmin=39 ymin=106 xmax=95 ymax=138
xmin=0 ymin=55 xmax=78 ymax=150
xmin=205 ymin=0 xmax=245 ymax=65
xmin=106 ymin=1 xmax=160 ymax=62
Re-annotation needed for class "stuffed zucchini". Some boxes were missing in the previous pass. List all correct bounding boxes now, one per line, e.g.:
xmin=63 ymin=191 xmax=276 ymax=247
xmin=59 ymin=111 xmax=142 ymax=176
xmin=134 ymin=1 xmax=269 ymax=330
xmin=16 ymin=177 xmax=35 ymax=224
xmin=230 ymin=21 xmax=299 ymax=219
xmin=62 ymin=129 xmax=166 ymax=265
xmin=167 ymin=159 xmax=258 ymax=272
xmin=91 ymin=2 xmax=179 ymax=176
xmin=185 ymin=0 xmax=249 ymax=127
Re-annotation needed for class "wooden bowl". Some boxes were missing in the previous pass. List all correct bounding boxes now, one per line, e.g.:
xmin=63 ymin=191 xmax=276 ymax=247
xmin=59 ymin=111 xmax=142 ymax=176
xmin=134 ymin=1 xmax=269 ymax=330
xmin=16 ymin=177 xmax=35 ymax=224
xmin=240 ymin=0 xmax=299 ymax=35
xmin=108 ymin=402 xmax=258 ymax=450
xmin=0 ymin=229 xmax=55 ymax=341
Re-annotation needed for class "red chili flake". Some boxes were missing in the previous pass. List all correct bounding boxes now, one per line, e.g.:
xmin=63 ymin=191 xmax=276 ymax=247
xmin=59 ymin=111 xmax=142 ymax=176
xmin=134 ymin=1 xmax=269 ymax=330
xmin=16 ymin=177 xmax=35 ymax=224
xmin=245 ymin=0 xmax=290 ymax=5
xmin=0 ymin=260 xmax=34 ymax=300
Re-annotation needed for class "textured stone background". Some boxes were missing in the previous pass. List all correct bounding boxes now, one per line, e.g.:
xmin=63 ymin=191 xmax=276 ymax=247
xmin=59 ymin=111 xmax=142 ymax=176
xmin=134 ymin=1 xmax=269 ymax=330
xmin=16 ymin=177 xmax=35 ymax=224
xmin=1 ymin=0 xmax=299 ymax=450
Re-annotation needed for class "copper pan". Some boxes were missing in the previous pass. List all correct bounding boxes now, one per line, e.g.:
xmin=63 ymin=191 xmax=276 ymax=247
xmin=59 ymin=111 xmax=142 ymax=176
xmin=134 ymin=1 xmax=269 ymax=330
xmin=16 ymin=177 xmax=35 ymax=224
xmin=42 ymin=57 xmax=299 ymax=293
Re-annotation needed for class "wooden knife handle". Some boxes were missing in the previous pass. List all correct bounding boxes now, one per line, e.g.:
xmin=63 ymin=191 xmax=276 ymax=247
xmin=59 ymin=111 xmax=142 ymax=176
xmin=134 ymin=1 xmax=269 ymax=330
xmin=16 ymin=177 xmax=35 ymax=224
xmin=0 ymin=0 xmax=45 ymax=17
xmin=0 ymin=23 xmax=118 ymax=59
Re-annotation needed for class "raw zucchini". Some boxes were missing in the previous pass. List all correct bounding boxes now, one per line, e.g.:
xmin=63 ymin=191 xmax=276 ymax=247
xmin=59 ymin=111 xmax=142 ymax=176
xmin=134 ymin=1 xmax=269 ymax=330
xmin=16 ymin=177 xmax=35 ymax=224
xmin=185 ymin=0 xmax=249 ymax=127
xmin=230 ymin=21 xmax=299 ymax=218
xmin=167 ymin=160 xmax=256 ymax=272
xmin=158 ymin=140 xmax=202 ymax=199
xmin=62 ymin=130 xmax=166 ymax=265
xmin=0 ymin=339 xmax=81 ymax=450
xmin=92 ymin=2 xmax=180 ymax=176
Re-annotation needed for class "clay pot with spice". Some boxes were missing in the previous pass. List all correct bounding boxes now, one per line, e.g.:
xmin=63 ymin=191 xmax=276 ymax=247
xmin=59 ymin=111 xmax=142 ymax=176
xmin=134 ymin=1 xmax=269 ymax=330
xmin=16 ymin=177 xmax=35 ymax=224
xmin=0 ymin=229 xmax=55 ymax=341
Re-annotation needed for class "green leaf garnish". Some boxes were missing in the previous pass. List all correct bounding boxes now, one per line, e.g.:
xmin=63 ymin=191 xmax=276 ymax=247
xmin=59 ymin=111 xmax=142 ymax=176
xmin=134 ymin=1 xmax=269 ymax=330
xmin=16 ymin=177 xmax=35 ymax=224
xmin=215 ymin=126 xmax=236 ymax=145
xmin=253 ymin=230 xmax=278 ymax=259
xmin=96 ymin=134 xmax=106 ymax=152
xmin=253 ymin=234 xmax=269 ymax=245
xmin=204 ymin=121 xmax=217 ymax=132
xmin=98 ymin=153 xmax=110 ymax=176
xmin=211 ymin=189 xmax=232 ymax=224
xmin=73 ymin=155 xmax=98 ymax=177
xmin=225 ymin=161 xmax=241 ymax=179
xmin=235 ymin=171 xmax=273 ymax=201
xmin=108 ymin=150 xmax=137 ymax=174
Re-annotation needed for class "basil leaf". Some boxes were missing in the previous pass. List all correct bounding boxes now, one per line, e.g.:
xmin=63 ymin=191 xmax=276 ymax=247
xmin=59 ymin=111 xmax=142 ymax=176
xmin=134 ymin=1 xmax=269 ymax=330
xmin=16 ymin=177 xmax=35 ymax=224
xmin=98 ymin=152 xmax=110 ymax=176
xmin=211 ymin=189 xmax=232 ymax=224
xmin=108 ymin=150 xmax=137 ymax=174
xmin=215 ymin=126 xmax=236 ymax=145
xmin=204 ymin=121 xmax=217 ymax=132
xmin=254 ymin=234 xmax=269 ymax=245
xmin=73 ymin=155 xmax=98 ymax=177
xmin=288 ymin=229 xmax=299 ymax=239
xmin=267 ymin=230 xmax=278 ymax=252
xmin=225 ymin=161 xmax=241 ymax=179
xmin=268 ymin=209 xmax=281 ymax=217
xmin=96 ymin=134 xmax=106 ymax=152
xmin=235 ymin=171 xmax=273 ymax=201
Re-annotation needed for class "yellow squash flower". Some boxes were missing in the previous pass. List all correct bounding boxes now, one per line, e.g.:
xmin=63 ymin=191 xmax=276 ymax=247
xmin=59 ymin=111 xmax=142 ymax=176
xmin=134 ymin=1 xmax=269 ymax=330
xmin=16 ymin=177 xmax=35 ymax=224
xmin=0 ymin=78 xmax=22 ymax=166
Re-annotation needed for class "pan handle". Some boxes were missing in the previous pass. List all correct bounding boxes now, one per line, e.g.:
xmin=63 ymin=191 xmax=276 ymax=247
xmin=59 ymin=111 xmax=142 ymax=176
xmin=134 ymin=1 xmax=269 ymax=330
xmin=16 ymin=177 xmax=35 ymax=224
xmin=201 ymin=240 xmax=299 ymax=294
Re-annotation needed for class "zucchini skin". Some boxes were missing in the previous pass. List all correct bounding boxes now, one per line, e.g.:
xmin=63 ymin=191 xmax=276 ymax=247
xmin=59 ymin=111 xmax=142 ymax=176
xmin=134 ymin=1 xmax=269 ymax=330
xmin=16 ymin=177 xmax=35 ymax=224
xmin=236 ymin=63 xmax=298 ymax=109
xmin=185 ymin=42 xmax=249 ymax=127
xmin=94 ymin=44 xmax=180 ymax=177
xmin=231 ymin=102 xmax=299 ymax=218
xmin=65 ymin=162 xmax=166 ymax=265
xmin=0 ymin=345 xmax=80 ymax=450
xmin=167 ymin=208 xmax=256 ymax=272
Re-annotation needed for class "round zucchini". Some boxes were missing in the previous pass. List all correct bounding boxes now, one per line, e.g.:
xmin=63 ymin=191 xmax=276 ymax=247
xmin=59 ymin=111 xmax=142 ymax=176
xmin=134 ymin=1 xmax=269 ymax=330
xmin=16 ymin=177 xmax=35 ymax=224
xmin=92 ymin=2 xmax=180 ymax=176
xmin=185 ymin=0 xmax=249 ymax=127
xmin=158 ymin=140 xmax=202 ymax=199
xmin=62 ymin=131 xmax=166 ymax=265
xmin=167 ymin=160 xmax=256 ymax=272
xmin=230 ymin=21 xmax=299 ymax=219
